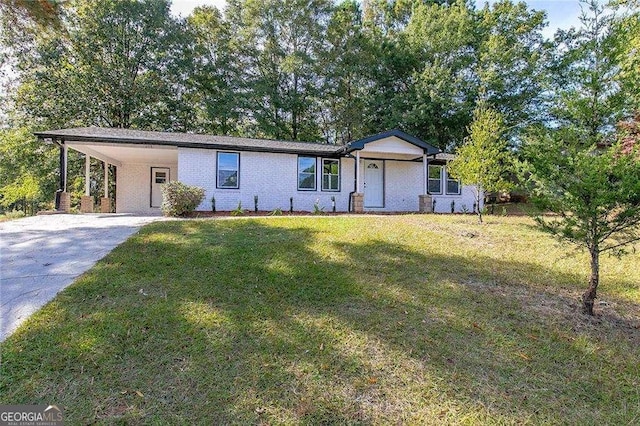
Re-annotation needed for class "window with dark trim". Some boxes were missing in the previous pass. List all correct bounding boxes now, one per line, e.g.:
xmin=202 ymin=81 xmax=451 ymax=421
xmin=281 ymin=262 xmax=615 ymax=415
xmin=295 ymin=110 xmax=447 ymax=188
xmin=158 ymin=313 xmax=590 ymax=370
xmin=321 ymin=159 xmax=340 ymax=191
xmin=446 ymin=169 xmax=461 ymax=195
xmin=217 ymin=152 xmax=239 ymax=189
xmin=428 ymin=165 xmax=442 ymax=194
xmin=298 ymin=156 xmax=316 ymax=190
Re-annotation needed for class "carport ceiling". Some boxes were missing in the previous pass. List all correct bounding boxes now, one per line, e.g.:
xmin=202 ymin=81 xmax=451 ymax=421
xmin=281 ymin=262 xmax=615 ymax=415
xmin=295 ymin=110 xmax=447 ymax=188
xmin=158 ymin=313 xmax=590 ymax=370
xmin=67 ymin=142 xmax=178 ymax=165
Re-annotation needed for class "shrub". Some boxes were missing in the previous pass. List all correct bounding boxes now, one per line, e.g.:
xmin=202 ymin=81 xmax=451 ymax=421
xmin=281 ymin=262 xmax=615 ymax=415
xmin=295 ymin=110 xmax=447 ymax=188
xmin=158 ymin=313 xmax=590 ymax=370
xmin=160 ymin=181 xmax=205 ymax=217
xmin=313 ymin=199 xmax=324 ymax=215
xmin=231 ymin=201 xmax=244 ymax=216
xmin=1 ymin=210 xmax=26 ymax=220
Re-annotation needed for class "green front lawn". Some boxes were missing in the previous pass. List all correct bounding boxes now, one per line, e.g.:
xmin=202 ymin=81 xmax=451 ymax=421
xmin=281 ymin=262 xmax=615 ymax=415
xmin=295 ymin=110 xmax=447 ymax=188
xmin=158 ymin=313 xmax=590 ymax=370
xmin=1 ymin=216 xmax=639 ymax=424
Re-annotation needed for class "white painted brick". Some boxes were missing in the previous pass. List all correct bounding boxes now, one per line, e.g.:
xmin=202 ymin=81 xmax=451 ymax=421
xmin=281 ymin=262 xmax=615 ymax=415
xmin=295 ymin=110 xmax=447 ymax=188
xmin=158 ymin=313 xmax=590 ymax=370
xmin=179 ymin=149 xmax=354 ymax=212
xmin=116 ymin=162 xmax=177 ymax=214
xmin=175 ymin=148 xmax=479 ymax=213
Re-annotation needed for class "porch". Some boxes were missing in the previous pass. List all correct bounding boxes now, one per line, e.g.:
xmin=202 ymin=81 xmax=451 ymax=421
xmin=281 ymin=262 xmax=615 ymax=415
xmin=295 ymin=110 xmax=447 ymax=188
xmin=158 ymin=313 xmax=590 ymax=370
xmin=346 ymin=130 xmax=440 ymax=213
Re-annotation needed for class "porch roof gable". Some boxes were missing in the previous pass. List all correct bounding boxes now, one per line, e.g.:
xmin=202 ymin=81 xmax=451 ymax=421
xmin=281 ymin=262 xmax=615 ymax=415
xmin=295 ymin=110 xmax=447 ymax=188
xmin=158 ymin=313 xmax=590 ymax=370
xmin=344 ymin=129 xmax=441 ymax=156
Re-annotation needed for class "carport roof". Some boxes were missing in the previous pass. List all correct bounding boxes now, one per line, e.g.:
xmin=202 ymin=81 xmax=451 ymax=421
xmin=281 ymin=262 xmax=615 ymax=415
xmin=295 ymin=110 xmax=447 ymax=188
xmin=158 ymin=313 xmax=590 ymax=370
xmin=34 ymin=127 xmax=343 ymax=156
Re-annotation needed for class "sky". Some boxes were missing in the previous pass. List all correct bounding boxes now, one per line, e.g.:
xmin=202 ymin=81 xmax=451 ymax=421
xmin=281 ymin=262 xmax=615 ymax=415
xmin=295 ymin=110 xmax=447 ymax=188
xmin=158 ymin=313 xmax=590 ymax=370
xmin=169 ymin=0 xmax=594 ymax=40
xmin=475 ymin=1 xmax=588 ymax=39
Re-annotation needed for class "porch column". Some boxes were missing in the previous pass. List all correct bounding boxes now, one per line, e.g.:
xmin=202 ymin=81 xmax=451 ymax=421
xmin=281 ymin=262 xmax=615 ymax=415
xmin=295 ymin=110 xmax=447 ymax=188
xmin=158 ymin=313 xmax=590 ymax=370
xmin=56 ymin=142 xmax=71 ymax=212
xmin=423 ymin=153 xmax=428 ymax=194
xmin=104 ymin=162 xmax=109 ymax=198
xmin=352 ymin=150 xmax=364 ymax=213
xmin=355 ymin=150 xmax=361 ymax=193
xmin=100 ymin=162 xmax=111 ymax=213
xmin=80 ymin=155 xmax=94 ymax=213
xmin=419 ymin=153 xmax=433 ymax=213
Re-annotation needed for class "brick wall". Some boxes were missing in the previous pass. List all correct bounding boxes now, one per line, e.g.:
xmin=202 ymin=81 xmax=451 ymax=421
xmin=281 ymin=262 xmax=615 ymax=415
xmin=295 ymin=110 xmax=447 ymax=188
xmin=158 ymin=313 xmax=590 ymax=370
xmin=176 ymin=148 xmax=480 ymax=213
xmin=178 ymin=149 xmax=355 ymax=212
xmin=380 ymin=160 xmax=422 ymax=211
xmin=116 ymin=162 xmax=178 ymax=214
xmin=431 ymin=168 xmax=481 ymax=213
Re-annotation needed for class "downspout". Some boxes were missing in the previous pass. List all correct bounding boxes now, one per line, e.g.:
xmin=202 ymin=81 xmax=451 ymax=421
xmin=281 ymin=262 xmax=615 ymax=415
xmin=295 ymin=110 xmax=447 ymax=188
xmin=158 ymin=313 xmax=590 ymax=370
xmin=427 ymin=152 xmax=438 ymax=212
xmin=344 ymin=153 xmax=356 ymax=212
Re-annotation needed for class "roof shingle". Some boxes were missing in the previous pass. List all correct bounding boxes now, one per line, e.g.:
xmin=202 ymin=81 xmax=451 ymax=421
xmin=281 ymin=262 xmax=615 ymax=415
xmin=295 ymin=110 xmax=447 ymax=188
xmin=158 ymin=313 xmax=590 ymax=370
xmin=34 ymin=127 xmax=343 ymax=156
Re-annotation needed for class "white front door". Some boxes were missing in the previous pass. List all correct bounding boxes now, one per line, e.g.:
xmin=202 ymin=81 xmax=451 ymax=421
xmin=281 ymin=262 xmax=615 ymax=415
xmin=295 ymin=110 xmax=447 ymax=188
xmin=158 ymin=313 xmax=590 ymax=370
xmin=151 ymin=167 xmax=170 ymax=208
xmin=364 ymin=160 xmax=384 ymax=208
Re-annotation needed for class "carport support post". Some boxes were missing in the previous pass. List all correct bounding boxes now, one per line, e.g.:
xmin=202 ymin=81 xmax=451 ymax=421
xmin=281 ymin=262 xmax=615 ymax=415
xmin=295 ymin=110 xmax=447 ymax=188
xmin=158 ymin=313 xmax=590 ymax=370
xmin=419 ymin=153 xmax=433 ymax=213
xmin=63 ymin=143 xmax=68 ymax=192
xmin=100 ymin=162 xmax=111 ymax=213
xmin=80 ymin=155 xmax=94 ymax=213
xmin=57 ymin=142 xmax=71 ymax=212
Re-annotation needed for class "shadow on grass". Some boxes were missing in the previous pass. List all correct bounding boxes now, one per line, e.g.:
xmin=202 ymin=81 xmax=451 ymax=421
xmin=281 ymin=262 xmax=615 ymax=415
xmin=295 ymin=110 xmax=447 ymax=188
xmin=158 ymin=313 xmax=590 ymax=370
xmin=1 ymin=218 xmax=639 ymax=424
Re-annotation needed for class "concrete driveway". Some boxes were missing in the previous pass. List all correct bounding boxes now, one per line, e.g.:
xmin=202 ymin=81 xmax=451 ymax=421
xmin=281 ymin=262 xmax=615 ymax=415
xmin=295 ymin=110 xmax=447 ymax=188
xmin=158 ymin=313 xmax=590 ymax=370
xmin=0 ymin=213 xmax=164 ymax=341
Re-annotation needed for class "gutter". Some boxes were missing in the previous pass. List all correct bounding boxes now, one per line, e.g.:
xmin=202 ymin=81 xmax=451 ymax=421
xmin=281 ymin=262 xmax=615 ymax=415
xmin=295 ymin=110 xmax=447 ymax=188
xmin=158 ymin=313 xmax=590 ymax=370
xmin=34 ymin=133 xmax=343 ymax=158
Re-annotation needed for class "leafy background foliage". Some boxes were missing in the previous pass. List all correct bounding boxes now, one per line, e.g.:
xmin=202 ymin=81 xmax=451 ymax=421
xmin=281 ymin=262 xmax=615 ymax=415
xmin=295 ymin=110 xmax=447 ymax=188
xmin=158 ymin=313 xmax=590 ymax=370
xmin=0 ymin=0 xmax=637 ymax=217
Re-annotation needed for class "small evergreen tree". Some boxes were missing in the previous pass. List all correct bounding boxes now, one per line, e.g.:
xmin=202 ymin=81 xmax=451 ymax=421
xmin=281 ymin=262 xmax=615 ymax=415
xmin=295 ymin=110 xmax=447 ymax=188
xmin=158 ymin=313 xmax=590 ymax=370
xmin=523 ymin=121 xmax=640 ymax=315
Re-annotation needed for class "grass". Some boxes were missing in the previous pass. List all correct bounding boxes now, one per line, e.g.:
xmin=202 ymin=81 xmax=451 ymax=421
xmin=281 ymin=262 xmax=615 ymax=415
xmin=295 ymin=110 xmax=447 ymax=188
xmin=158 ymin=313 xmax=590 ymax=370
xmin=1 ymin=215 xmax=639 ymax=424
xmin=0 ymin=210 xmax=27 ymax=222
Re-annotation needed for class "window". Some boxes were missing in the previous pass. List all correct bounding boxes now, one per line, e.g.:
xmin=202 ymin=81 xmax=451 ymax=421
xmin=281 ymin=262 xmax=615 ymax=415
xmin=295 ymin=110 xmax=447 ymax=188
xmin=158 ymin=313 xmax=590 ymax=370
xmin=322 ymin=159 xmax=340 ymax=191
xmin=155 ymin=172 xmax=167 ymax=184
xmin=298 ymin=156 xmax=316 ymax=190
xmin=217 ymin=152 xmax=239 ymax=189
xmin=428 ymin=165 xmax=442 ymax=194
xmin=446 ymin=169 xmax=461 ymax=195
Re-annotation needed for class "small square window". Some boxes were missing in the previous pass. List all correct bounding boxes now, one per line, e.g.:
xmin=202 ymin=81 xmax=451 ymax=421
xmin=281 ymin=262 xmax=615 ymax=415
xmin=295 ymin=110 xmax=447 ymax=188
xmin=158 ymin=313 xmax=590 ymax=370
xmin=155 ymin=172 xmax=167 ymax=184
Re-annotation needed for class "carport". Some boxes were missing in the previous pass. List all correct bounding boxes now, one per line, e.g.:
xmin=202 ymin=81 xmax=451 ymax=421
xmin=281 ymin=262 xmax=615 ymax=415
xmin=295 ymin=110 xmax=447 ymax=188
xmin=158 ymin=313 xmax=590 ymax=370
xmin=35 ymin=128 xmax=178 ymax=214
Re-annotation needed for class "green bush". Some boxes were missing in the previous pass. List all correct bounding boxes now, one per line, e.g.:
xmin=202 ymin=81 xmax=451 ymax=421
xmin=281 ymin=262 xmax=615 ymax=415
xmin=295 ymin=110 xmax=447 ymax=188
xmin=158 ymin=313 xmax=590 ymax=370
xmin=1 ymin=210 xmax=26 ymax=220
xmin=160 ymin=181 xmax=205 ymax=217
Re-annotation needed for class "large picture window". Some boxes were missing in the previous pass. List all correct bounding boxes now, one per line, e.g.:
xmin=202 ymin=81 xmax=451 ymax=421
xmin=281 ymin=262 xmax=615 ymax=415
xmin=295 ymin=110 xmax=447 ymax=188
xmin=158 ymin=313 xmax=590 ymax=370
xmin=217 ymin=152 xmax=239 ymax=189
xmin=322 ymin=159 xmax=340 ymax=191
xmin=298 ymin=156 xmax=316 ymax=190
xmin=446 ymin=169 xmax=461 ymax=195
xmin=428 ymin=165 xmax=442 ymax=194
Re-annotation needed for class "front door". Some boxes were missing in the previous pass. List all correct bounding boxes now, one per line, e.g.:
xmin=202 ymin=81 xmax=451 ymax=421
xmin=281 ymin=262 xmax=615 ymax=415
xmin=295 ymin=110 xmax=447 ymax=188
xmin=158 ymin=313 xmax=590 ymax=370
xmin=151 ymin=167 xmax=170 ymax=208
xmin=364 ymin=160 xmax=384 ymax=208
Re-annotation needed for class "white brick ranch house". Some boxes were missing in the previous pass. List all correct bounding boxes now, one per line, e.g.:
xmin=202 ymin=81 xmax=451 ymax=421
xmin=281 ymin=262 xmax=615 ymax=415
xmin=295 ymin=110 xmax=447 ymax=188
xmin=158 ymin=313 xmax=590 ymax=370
xmin=34 ymin=127 xmax=481 ymax=214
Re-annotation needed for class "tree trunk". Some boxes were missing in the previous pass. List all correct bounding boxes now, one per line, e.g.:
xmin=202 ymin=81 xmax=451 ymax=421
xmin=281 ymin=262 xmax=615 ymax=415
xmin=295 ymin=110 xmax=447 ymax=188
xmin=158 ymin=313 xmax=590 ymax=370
xmin=582 ymin=248 xmax=599 ymax=315
xmin=475 ymin=190 xmax=483 ymax=224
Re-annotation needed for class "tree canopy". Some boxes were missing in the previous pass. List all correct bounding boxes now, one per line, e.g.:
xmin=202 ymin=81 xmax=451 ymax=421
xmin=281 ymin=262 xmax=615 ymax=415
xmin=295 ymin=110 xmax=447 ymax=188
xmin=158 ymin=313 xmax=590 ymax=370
xmin=2 ymin=0 xmax=640 ymax=316
xmin=2 ymin=0 xmax=556 ymax=147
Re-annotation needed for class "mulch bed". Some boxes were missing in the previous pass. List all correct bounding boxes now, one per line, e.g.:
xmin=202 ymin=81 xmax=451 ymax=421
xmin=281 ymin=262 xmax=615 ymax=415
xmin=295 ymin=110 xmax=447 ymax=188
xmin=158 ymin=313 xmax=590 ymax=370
xmin=183 ymin=210 xmax=412 ymax=218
